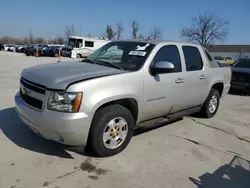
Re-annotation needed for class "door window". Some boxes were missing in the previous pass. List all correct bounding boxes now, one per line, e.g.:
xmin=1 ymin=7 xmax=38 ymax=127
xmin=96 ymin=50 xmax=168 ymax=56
xmin=152 ymin=45 xmax=182 ymax=72
xmin=182 ymin=46 xmax=203 ymax=71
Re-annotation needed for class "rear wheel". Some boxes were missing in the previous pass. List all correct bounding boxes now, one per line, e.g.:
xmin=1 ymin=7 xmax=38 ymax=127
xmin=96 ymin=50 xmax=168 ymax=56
xmin=199 ymin=88 xmax=220 ymax=118
xmin=76 ymin=54 xmax=82 ymax=58
xmin=88 ymin=104 xmax=134 ymax=157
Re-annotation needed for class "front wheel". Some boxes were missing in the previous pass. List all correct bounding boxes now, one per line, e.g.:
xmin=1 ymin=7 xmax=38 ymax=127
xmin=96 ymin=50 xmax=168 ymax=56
xmin=88 ymin=104 xmax=134 ymax=157
xmin=199 ymin=88 xmax=220 ymax=118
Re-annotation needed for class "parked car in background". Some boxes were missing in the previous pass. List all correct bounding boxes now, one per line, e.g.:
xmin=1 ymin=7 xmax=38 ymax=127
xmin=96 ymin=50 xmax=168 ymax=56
xmin=217 ymin=62 xmax=231 ymax=67
xmin=0 ymin=44 xmax=4 ymax=51
xmin=230 ymin=58 xmax=250 ymax=93
xmin=37 ymin=45 xmax=62 ymax=57
xmin=5 ymin=44 xmax=16 ymax=52
xmin=61 ymin=46 xmax=72 ymax=57
xmin=19 ymin=45 xmax=27 ymax=53
xmin=224 ymin=56 xmax=234 ymax=64
xmin=214 ymin=56 xmax=225 ymax=63
xmin=16 ymin=45 xmax=26 ymax=53
xmin=15 ymin=40 xmax=231 ymax=157
xmin=25 ymin=44 xmax=44 ymax=56
xmin=214 ymin=56 xmax=234 ymax=64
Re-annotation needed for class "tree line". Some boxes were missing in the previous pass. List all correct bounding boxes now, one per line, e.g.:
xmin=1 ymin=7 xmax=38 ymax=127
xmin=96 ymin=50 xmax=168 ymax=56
xmin=0 ymin=11 xmax=229 ymax=45
xmin=64 ymin=21 xmax=163 ymax=41
xmin=0 ymin=30 xmax=65 ymax=45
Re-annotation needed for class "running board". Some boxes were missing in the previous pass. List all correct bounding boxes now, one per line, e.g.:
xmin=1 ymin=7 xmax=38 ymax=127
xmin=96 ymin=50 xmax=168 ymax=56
xmin=136 ymin=106 xmax=201 ymax=129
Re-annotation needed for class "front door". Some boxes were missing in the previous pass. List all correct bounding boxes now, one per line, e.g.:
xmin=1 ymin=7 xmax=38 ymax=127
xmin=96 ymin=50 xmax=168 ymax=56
xmin=141 ymin=45 xmax=185 ymax=121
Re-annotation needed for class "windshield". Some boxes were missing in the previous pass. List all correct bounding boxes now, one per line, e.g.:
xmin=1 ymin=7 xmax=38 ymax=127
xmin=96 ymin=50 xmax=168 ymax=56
xmin=68 ymin=38 xmax=83 ymax=48
xmin=233 ymin=59 xmax=250 ymax=68
xmin=214 ymin=56 xmax=225 ymax=60
xmin=86 ymin=41 xmax=155 ymax=71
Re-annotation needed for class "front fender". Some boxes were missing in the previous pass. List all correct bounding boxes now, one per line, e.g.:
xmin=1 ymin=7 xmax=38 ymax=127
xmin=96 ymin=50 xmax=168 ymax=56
xmin=91 ymin=92 xmax=139 ymax=116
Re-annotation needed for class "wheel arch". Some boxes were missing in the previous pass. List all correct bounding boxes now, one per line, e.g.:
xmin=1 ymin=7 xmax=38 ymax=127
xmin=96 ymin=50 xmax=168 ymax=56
xmin=211 ymin=82 xmax=224 ymax=97
xmin=92 ymin=98 xmax=139 ymax=124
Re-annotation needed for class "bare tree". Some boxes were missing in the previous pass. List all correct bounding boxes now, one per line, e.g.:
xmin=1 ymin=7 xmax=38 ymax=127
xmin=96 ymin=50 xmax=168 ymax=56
xmin=36 ymin=37 xmax=45 ymax=44
xmin=65 ymin=24 xmax=78 ymax=38
xmin=132 ymin=20 xmax=139 ymax=39
xmin=149 ymin=26 xmax=163 ymax=40
xmin=28 ymin=30 xmax=35 ymax=44
xmin=54 ymin=36 xmax=65 ymax=44
xmin=106 ymin=25 xmax=115 ymax=40
xmin=116 ymin=22 xmax=124 ymax=40
xmin=138 ymin=33 xmax=145 ymax=39
xmin=181 ymin=11 xmax=229 ymax=45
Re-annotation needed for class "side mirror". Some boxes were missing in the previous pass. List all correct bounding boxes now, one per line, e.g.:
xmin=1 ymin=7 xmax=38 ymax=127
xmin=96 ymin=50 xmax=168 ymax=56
xmin=150 ymin=61 xmax=175 ymax=75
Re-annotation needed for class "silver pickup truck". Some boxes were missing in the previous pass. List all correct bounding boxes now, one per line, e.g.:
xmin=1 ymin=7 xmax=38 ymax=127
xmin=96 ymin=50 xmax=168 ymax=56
xmin=15 ymin=40 xmax=231 ymax=157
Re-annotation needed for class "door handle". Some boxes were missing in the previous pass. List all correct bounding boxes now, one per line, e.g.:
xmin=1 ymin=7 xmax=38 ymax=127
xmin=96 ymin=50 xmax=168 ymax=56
xmin=175 ymin=78 xmax=184 ymax=84
xmin=199 ymin=75 xmax=206 ymax=80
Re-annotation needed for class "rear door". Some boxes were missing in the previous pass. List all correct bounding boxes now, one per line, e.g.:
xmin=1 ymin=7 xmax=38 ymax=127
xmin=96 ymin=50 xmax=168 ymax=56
xmin=180 ymin=46 xmax=210 ymax=108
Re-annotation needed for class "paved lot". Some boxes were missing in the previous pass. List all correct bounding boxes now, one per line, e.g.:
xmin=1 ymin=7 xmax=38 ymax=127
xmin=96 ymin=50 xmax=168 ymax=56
xmin=0 ymin=51 xmax=250 ymax=188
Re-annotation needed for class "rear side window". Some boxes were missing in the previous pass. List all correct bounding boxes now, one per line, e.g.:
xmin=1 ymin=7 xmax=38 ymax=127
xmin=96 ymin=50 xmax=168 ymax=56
xmin=85 ymin=41 xmax=94 ymax=47
xmin=225 ymin=57 xmax=232 ymax=60
xmin=152 ymin=45 xmax=182 ymax=72
xmin=182 ymin=46 xmax=203 ymax=71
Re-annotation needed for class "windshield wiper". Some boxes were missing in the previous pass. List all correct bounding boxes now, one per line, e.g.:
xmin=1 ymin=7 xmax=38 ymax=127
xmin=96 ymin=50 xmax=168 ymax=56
xmin=95 ymin=60 xmax=124 ymax=70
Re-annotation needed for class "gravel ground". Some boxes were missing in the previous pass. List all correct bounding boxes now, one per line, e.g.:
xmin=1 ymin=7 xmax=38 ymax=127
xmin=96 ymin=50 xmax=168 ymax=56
xmin=0 ymin=51 xmax=250 ymax=188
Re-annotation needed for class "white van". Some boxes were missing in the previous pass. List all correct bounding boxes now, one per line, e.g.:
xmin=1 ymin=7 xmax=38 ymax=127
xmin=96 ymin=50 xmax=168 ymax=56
xmin=68 ymin=36 xmax=110 ymax=58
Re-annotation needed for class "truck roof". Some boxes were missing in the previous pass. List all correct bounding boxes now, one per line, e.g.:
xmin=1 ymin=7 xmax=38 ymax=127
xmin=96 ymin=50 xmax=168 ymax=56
xmin=114 ymin=39 xmax=202 ymax=47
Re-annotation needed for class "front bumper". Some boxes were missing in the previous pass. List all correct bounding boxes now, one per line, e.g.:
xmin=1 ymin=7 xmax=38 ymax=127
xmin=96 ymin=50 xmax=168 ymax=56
xmin=14 ymin=92 xmax=91 ymax=146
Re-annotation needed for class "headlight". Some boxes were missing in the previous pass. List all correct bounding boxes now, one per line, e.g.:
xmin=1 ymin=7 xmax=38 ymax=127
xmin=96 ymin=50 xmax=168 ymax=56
xmin=47 ymin=91 xmax=83 ymax=113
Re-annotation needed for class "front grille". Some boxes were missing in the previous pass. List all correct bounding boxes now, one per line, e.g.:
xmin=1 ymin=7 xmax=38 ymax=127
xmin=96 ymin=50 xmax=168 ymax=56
xmin=20 ymin=89 xmax=43 ymax=109
xmin=232 ymin=72 xmax=250 ymax=82
xmin=20 ymin=77 xmax=46 ymax=110
xmin=20 ymin=77 xmax=46 ymax=94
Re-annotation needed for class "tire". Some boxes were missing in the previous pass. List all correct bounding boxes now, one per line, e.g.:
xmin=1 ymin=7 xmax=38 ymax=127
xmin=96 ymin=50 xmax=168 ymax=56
xmin=76 ymin=54 xmax=81 ymax=58
xmin=88 ymin=104 xmax=134 ymax=157
xmin=199 ymin=88 xmax=220 ymax=118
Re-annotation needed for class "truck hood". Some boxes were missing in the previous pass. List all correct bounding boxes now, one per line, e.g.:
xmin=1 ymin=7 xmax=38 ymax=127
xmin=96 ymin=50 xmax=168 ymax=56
xmin=231 ymin=67 xmax=250 ymax=74
xmin=21 ymin=61 xmax=125 ymax=90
